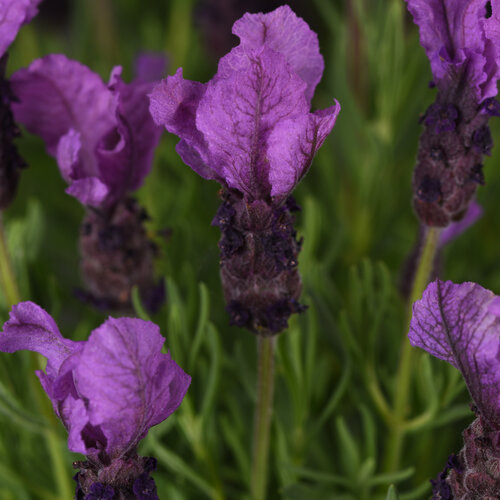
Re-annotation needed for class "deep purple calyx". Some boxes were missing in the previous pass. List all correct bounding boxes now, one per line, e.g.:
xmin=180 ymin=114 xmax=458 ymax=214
xmin=431 ymin=454 xmax=462 ymax=500
xmin=0 ymin=53 xmax=26 ymax=210
xmin=74 ymin=455 xmax=159 ymax=499
xmin=441 ymin=416 xmax=500 ymax=498
xmin=78 ymin=197 xmax=164 ymax=313
xmin=412 ymin=89 xmax=492 ymax=227
xmin=215 ymin=191 xmax=305 ymax=335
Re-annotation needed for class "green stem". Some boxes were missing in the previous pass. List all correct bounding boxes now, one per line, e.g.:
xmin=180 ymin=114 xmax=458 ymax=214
xmin=385 ymin=226 xmax=440 ymax=472
xmin=0 ymin=215 xmax=72 ymax=499
xmin=251 ymin=335 xmax=276 ymax=500
xmin=0 ymin=214 xmax=20 ymax=305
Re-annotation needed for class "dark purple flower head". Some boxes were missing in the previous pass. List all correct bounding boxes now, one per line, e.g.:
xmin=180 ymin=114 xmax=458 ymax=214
xmin=0 ymin=0 xmax=42 ymax=58
xmin=10 ymin=54 xmax=163 ymax=208
xmin=405 ymin=0 xmax=500 ymax=102
xmin=409 ymin=280 xmax=500 ymax=428
xmin=0 ymin=301 xmax=191 ymax=459
xmin=149 ymin=5 xmax=340 ymax=203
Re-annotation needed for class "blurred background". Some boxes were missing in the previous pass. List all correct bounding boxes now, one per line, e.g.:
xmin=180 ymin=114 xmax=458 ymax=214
xmin=1 ymin=0 xmax=500 ymax=498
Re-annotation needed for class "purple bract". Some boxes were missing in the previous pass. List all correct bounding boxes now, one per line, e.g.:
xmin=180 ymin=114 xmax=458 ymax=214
xmin=409 ymin=279 xmax=500 ymax=428
xmin=405 ymin=0 xmax=500 ymax=102
xmin=11 ymin=54 xmax=163 ymax=208
xmin=0 ymin=0 xmax=42 ymax=57
xmin=0 ymin=301 xmax=191 ymax=458
xmin=149 ymin=4 xmax=340 ymax=203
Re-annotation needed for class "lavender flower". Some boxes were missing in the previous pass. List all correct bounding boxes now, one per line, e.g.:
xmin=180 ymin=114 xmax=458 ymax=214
xmin=11 ymin=55 xmax=165 ymax=311
xmin=405 ymin=0 xmax=500 ymax=227
xmin=0 ymin=301 xmax=191 ymax=499
xmin=0 ymin=0 xmax=42 ymax=209
xmin=409 ymin=279 xmax=500 ymax=497
xmin=150 ymin=5 xmax=339 ymax=334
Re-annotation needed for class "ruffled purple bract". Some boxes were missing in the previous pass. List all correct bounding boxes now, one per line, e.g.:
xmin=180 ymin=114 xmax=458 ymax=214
xmin=0 ymin=0 xmax=42 ymax=57
xmin=149 ymin=4 xmax=340 ymax=203
xmin=0 ymin=302 xmax=191 ymax=458
xmin=409 ymin=280 xmax=500 ymax=428
xmin=11 ymin=54 xmax=163 ymax=208
xmin=405 ymin=0 xmax=500 ymax=102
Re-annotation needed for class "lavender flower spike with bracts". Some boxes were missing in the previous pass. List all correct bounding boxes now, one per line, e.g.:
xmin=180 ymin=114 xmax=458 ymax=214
xmin=0 ymin=0 xmax=42 ymax=209
xmin=0 ymin=301 xmax=191 ymax=499
xmin=11 ymin=55 xmax=165 ymax=311
xmin=150 ymin=5 xmax=340 ymax=334
xmin=405 ymin=0 xmax=500 ymax=227
xmin=409 ymin=279 xmax=500 ymax=498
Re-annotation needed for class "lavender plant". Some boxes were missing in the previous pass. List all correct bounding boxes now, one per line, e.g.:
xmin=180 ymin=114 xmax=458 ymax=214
xmin=10 ymin=55 xmax=164 ymax=311
xmin=2 ymin=1 xmax=500 ymax=499
xmin=0 ymin=0 xmax=41 ymax=209
xmin=410 ymin=279 xmax=500 ymax=498
xmin=0 ymin=301 xmax=190 ymax=498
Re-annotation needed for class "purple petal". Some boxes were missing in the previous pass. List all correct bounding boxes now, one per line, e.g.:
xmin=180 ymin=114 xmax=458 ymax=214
xmin=134 ymin=51 xmax=168 ymax=83
xmin=405 ymin=0 xmax=500 ymax=100
xmin=74 ymin=317 xmax=191 ymax=457
xmin=0 ymin=0 xmax=41 ymax=57
xmin=438 ymin=200 xmax=483 ymax=247
xmin=11 ymin=54 xmax=117 ymax=160
xmin=232 ymin=5 xmax=324 ymax=102
xmin=409 ymin=280 xmax=500 ymax=425
xmin=0 ymin=302 xmax=78 ymax=375
xmin=94 ymin=68 xmax=163 ymax=204
xmin=65 ymin=178 xmax=109 ymax=207
xmin=267 ymin=101 xmax=340 ymax=198
xmin=196 ymin=46 xmax=309 ymax=199
xmin=149 ymin=68 xmax=220 ymax=181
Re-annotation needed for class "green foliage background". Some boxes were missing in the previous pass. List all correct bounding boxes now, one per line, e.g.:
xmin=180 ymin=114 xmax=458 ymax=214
xmin=1 ymin=0 xmax=499 ymax=498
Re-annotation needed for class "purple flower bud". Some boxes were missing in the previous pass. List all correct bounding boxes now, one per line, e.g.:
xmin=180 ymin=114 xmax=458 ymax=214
xmin=481 ymin=97 xmax=500 ymax=116
xmin=472 ymin=125 xmax=493 ymax=155
xmin=11 ymin=55 xmax=162 ymax=209
xmin=85 ymin=483 xmax=115 ymax=500
xmin=0 ymin=302 xmax=190 ymax=497
xmin=423 ymin=103 xmax=459 ymax=134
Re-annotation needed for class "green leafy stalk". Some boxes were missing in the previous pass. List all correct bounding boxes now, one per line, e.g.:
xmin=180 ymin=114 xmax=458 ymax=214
xmin=0 ymin=215 xmax=20 ymax=307
xmin=385 ymin=226 xmax=440 ymax=472
xmin=0 ymin=215 xmax=72 ymax=499
xmin=251 ymin=335 xmax=276 ymax=500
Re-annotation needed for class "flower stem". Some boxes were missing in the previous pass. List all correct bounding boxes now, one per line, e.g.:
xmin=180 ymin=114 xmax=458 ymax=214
xmin=0 ymin=214 xmax=72 ymax=500
xmin=0 ymin=214 xmax=20 ymax=306
xmin=385 ymin=226 xmax=440 ymax=472
xmin=251 ymin=335 xmax=276 ymax=500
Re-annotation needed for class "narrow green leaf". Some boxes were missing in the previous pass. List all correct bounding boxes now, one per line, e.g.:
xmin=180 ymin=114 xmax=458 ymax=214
xmin=386 ymin=484 xmax=399 ymax=500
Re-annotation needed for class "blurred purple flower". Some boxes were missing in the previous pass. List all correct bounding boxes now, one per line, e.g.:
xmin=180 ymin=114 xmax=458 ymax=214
xmin=11 ymin=54 xmax=162 ymax=208
xmin=0 ymin=0 xmax=42 ymax=209
xmin=405 ymin=0 xmax=500 ymax=103
xmin=438 ymin=200 xmax=483 ymax=247
xmin=134 ymin=51 xmax=167 ymax=83
xmin=0 ymin=0 xmax=42 ymax=58
xmin=0 ymin=301 xmax=190 ymax=497
xmin=150 ymin=4 xmax=339 ymax=204
xmin=405 ymin=1 xmax=500 ymax=227
xmin=409 ymin=279 xmax=500 ymax=427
